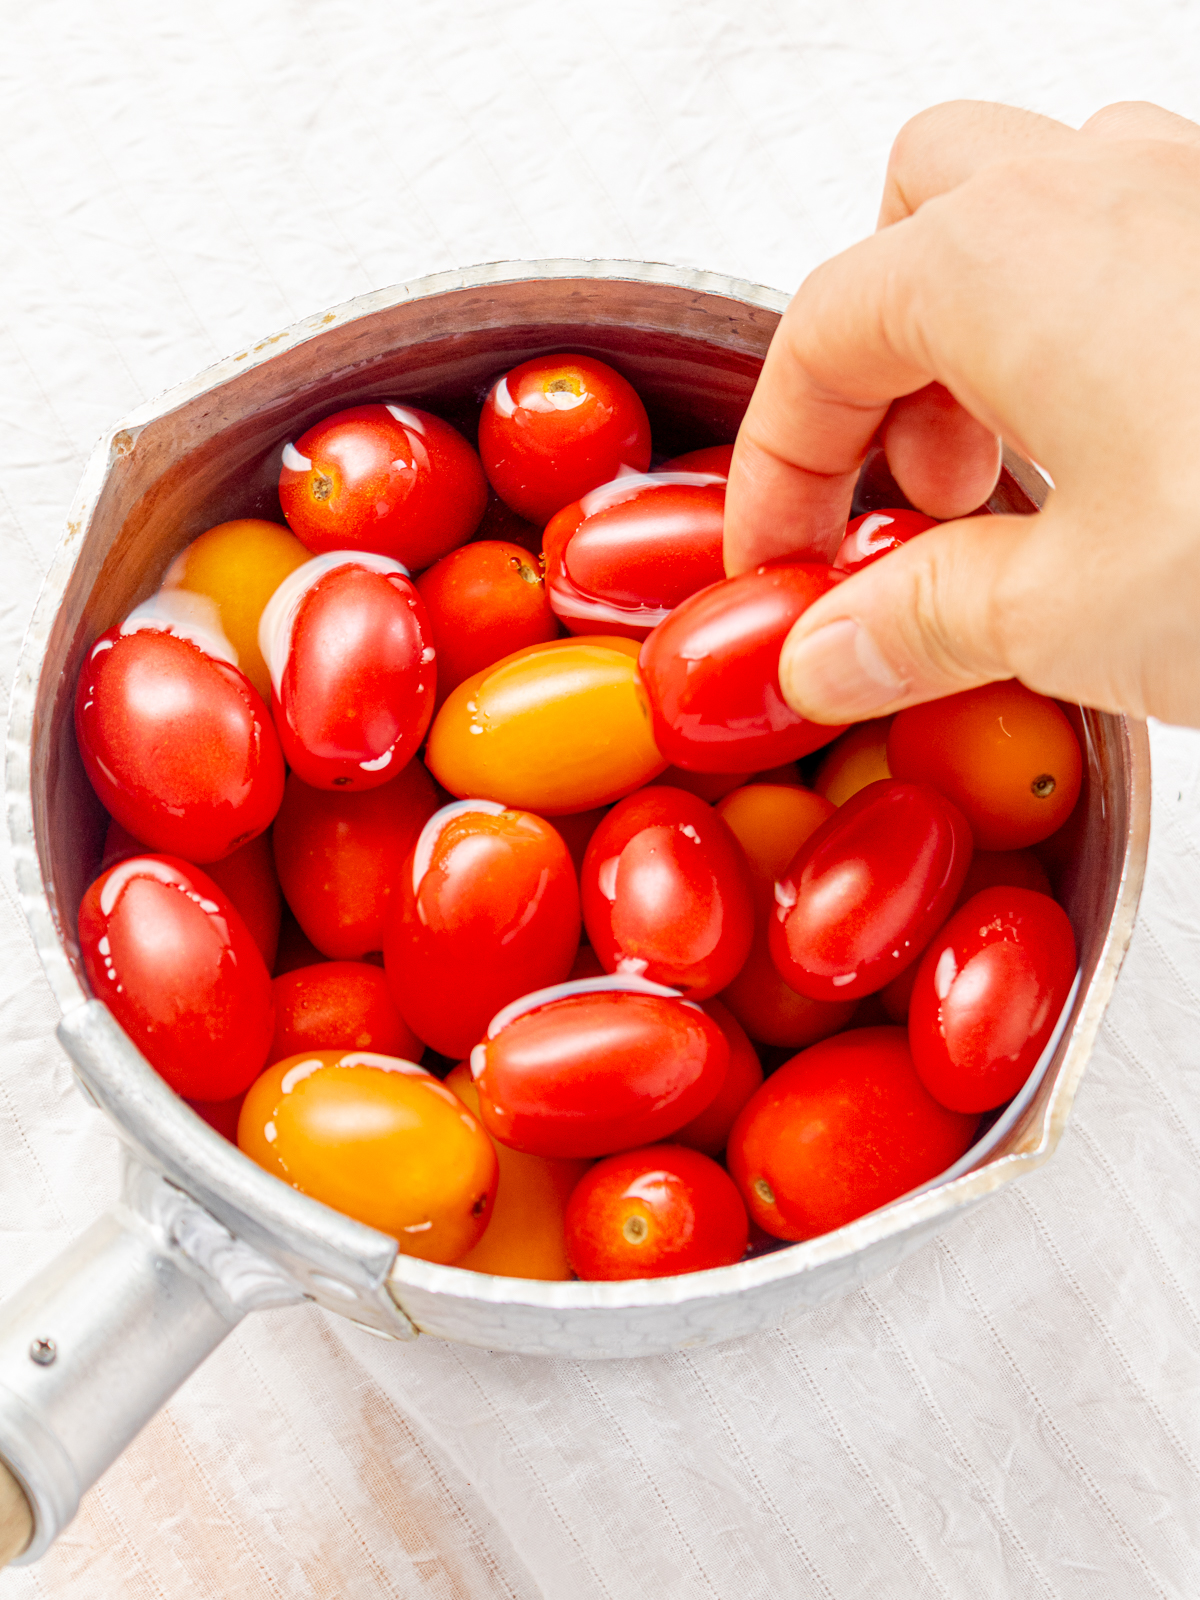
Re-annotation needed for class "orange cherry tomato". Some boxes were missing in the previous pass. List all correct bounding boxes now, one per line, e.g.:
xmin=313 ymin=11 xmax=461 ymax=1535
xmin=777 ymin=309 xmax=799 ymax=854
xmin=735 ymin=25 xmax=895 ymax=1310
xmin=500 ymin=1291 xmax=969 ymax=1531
xmin=445 ymin=1063 xmax=590 ymax=1280
xmin=728 ymin=1027 xmax=977 ymax=1240
xmin=162 ymin=518 xmax=311 ymax=701
xmin=720 ymin=929 xmax=857 ymax=1048
xmin=270 ymin=961 xmax=422 ymax=1062
xmin=716 ymin=784 xmax=835 ymax=909
xmin=102 ymin=817 xmax=282 ymax=972
xmin=565 ymin=1144 xmax=748 ymax=1279
xmin=425 ymin=637 xmax=666 ymax=814
xmin=415 ymin=540 xmax=559 ymax=710
xmin=813 ymin=719 xmax=893 ymax=807
xmin=887 ymin=682 xmax=1082 ymax=850
xmin=272 ymin=762 xmax=438 ymax=958
xmin=672 ymin=998 xmax=764 ymax=1157
xmin=238 ymin=1050 xmax=497 ymax=1261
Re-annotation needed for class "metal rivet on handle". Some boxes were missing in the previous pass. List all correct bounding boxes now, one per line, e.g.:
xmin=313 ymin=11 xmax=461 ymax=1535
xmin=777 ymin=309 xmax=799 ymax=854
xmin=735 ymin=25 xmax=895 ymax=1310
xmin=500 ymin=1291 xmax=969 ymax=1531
xmin=29 ymin=1337 xmax=57 ymax=1366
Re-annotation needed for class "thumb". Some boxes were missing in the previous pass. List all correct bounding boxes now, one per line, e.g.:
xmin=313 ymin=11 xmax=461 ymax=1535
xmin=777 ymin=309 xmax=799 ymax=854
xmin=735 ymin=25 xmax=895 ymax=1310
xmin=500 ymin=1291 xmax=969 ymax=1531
xmin=778 ymin=514 xmax=1045 ymax=721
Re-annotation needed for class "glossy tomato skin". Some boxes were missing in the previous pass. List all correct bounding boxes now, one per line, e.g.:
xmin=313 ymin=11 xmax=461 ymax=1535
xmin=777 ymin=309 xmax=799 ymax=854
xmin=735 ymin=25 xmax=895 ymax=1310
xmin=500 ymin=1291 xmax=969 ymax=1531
xmin=79 ymin=855 xmax=274 ymax=1100
xmin=272 ymin=762 xmax=438 ymax=959
xmin=543 ymin=474 xmax=726 ymax=640
xmin=887 ymin=681 xmax=1083 ymax=850
xmin=278 ymin=403 xmax=487 ymax=570
xmin=672 ymin=999 xmax=764 ymax=1157
xmin=728 ymin=1027 xmax=978 ymax=1240
xmin=238 ymin=1050 xmax=497 ymax=1262
xmin=638 ymin=563 xmax=848 ymax=773
xmin=415 ymin=539 xmax=558 ymax=709
xmin=446 ymin=1062 xmax=591 ymax=1281
xmin=384 ymin=801 xmax=580 ymax=1058
xmin=260 ymin=556 xmax=435 ymax=791
xmin=769 ymin=779 xmax=973 ymax=1001
xmin=426 ymin=637 xmax=666 ymax=814
xmin=478 ymin=354 xmax=652 ymax=525
xmin=473 ymin=982 xmax=730 ymax=1158
xmin=270 ymin=961 xmax=422 ymax=1063
xmin=75 ymin=626 xmax=284 ymax=864
xmin=565 ymin=1144 xmax=748 ymax=1280
xmin=833 ymin=509 xmax=939 ymax=573
xmin=908 ymin=888 xmax=1077 ymax=1113
xmin=581 ymin=787 xmax=754 ymax=999
xmin=660 ymin=444 xmax=733 ymax=476
xmin=102 ymin=817 xmax=283 ymax=972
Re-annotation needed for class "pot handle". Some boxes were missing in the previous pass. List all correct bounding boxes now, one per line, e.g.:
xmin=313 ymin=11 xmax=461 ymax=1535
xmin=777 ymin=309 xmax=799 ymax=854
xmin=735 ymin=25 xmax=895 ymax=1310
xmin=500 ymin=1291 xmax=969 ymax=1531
xmin=0 ymin=1154 xmax=303 ymax=1565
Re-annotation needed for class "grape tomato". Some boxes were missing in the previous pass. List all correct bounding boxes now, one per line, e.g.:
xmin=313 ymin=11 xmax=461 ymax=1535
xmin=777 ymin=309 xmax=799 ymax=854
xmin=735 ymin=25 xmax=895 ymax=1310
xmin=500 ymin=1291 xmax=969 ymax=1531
xmin=721 ymin=929 xmax=858 ymax=1048
xmin=472 ymin=977 xmax=729 ymax=1158
xmin=272 ymin=761 xmax=438 ymax=959
xmin=76 ymin=624 xmax=284 ymax=865
xmin=384 ymin=799 xmax=580 ymax=1058
xmin=908 ymin=887 xmax=1077 ymax=1112
xmin=543 ymin=473 xmax=726 ymax=639
xmin=426 ymin=637 xmax=666 ymax=814
xmin=565 ymin=1144 xmax=748 ymax=1280
xmin=259 ymin=553 xmax=435 ymax=790
xmin=769 ymin=779 xmax=973 ymax=1001
xmin=660 ymin=444 xmax=733 ymax=476
xmin=813 ymin=719 xmax=893 ymax=807
xmin=238 ymin=1050 xmax=497 ymax=1262
xmin=271 ymin=961 xmax=422 ymax=1063
xmin=728 ymin=1027 xmax=978 ymax=1240
xmin=716 ymin=784 xmax=834 ymax=908
xmin=887 ymin=681 xmax=1083 ymax=850
xmin=833 ymin=509 xmax=938 ymax=573
xmin=79 ymin=854 xmax=274 ymax=1101
xmin=639 ymin=563 xmax=848 ymax=773
xmin=478 ymin=354 xmax=652 ymax=525
xmin=581 ymin=787 xmax=754 ymax=998
xmin=278 ymin=403 xmax=487 ymax=570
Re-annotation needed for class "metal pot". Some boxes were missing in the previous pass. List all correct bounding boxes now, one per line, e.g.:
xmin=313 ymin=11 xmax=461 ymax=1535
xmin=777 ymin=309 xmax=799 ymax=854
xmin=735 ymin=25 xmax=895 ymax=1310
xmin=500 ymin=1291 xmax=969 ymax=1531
xmin=0 ymin=260 xmax=1149 ymax=1564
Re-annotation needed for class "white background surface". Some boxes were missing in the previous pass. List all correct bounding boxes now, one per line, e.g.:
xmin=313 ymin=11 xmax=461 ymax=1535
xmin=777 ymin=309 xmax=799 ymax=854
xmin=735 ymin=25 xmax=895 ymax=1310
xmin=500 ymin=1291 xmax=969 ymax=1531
xmin=2 ymin=2 xmax=1200 ymax=1595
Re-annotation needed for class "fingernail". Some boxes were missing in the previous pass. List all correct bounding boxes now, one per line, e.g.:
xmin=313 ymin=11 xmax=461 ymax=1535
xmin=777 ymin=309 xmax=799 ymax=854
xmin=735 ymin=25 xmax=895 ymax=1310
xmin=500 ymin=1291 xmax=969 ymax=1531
xmin=780 ymin=617 xmax=907 ymax=720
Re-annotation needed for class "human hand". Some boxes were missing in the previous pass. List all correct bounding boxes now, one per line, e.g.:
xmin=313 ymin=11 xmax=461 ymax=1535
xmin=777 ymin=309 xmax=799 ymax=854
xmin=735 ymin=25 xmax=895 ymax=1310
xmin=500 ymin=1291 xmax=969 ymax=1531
xmin=723 ymin=99 xmax=1200 ymax=728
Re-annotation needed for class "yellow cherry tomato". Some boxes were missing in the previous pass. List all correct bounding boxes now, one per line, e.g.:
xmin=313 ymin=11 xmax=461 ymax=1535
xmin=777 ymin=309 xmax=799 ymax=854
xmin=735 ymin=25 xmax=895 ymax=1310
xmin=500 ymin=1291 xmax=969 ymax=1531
xmin=425 ymin=636 xmax=665 ymax=814
xmin=716 ymin=783 xmax=834 ymax=909
xmin=813 ymin=717 xmax=893 ymax=807
xmin=238 ymin=1050 xmax=497 ymax=1263
xmin=445 ymin=1063 xmax=591 ymax=1281
xmin=164 ymin=518 xmax=311 ymax=700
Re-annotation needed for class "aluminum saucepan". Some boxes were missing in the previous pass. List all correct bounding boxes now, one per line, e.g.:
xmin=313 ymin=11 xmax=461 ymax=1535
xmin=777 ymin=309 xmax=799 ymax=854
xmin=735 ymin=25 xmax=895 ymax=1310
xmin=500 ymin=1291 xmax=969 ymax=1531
xmin=0 ymin=260 xmax=1149 ymax=1564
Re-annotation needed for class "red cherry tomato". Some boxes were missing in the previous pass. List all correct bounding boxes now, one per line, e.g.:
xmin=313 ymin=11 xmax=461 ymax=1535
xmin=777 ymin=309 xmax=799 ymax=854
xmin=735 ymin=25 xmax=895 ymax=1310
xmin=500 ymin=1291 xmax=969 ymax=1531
xmin=384 ymin=801 xmax=581 ymax=1058
xmin=908 ymin=888 xmax=1077 ymax=1113
xmin=833 ymin=509 xmax=939 ymax=573
xmin=415 ymin=539 xmax=558 ymax=709
xmin=769 ymin=779 xmax=973 ymax=1001
xmin=478 ymin=354 xmax=652 ymax=525
xmin=75 ymin=625 xmax=284 ymax=864
xmin=271 ymin=961 xmax=423 ymax=1063
xmin=728 ymin=1027 xmax=978 ymax=1240
xmin=565 ymin=1144 xmax=748 ymax=1279
xmin=542 ymin=474 xmax=726 ymax=640
xmin=259 ymin=554 xmax=435 ymax=790
xmin=887 ymin=681 xmax=1083 ymax=850
xmin=272 ymin=762 xmax=438 ymax=959
xmin=581 ymin=787 xmax=754 ymax=999
xmin=672 ymin=999 xmax=764 ymax=1157
xmin=472 ymin=978 xmax=729 ymax=1158
xmin=102 ymin=817 xmax=283 ymax=972
xmin=660 ymin=444 xmax=733 ymax=476
xmin=638 ymin=563 xmax=848 ymax=773
xmin=78 ymin=855 xmax=274 ymax=1100
xmin=278 ymin=403 xmax=487 ymax=569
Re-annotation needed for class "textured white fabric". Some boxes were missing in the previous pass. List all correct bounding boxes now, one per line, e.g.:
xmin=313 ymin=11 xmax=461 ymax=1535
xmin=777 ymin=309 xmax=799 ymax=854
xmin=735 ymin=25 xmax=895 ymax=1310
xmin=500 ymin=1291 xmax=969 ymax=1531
xmin=2 ymin=1 xmax=1200 ymax=1594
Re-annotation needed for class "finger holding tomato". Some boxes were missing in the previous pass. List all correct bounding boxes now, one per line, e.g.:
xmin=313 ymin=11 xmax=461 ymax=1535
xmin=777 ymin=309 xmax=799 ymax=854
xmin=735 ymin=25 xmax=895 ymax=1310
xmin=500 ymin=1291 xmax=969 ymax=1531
xmin=384 ymin=800 xmax=580 ymax=1058
xmin=581 ymin=787 xmax=754 ymax=998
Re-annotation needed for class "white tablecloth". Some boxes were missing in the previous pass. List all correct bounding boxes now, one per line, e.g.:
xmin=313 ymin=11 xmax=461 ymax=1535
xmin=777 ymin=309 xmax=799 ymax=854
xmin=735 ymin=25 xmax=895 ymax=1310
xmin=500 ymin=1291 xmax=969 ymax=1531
xmin=3 ymin=3 xmax=1200 ymax=1594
